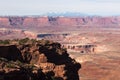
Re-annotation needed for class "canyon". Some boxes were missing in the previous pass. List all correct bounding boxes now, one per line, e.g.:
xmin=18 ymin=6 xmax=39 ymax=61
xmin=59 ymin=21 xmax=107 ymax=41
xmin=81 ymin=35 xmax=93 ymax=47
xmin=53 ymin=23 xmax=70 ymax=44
xmin=0 ymin=16 xmax=120 ymax=27
xmin=0 ymin=16 xmax=120 ymax=80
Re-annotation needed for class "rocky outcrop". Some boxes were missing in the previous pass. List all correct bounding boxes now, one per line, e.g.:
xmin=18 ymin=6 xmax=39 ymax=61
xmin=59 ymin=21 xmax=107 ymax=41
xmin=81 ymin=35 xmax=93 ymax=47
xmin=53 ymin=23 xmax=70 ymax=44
xmin=19 ymin=17 xmax=49 ymax=27
xmin=0 ymin=45 xmax=23 ymax=61
xmin=0 ymin=28 xmax=37 ymax=40
xmin=63 ymin=44 xmax=95 ymax=54
xmin=0 ymin=58 xmax=49 ymax=80
xmin=9 ymin=17 xmax=24 ymax=26
xmin=0 ymin=39 xmax=81 ymax=80
xmin=0 ymin=17 xmax=10 ymax=27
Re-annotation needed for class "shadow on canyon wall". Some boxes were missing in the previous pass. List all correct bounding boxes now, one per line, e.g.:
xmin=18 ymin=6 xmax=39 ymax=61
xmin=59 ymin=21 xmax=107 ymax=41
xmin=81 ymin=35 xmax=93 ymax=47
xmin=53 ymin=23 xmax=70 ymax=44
xmin=0 ymin=42 xmax=81 ymax=80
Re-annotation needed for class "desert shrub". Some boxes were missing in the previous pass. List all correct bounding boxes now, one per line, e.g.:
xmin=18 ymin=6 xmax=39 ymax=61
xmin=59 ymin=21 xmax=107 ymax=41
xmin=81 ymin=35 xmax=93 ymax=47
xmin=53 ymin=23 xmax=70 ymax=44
xmin=23 ymin=64 xmax=35 ymax=70
xmin=31 ymin=39 xmax=37 ymax=44
xmin=6 ymin=63 xmax=16 ymax=68
xmin=0 ymin=40 xmax=10 ymax=44
xmin=0 ymin=57 xmax=8 ymax=62
xmin=38 ymin=39 xmax=50 ymax=45
xmin=19 ymin=38 xmax=29 ymax=44
xmin=22 ymin=52 xmax=32 ymax=63
xmin=15 ymin=60 xmax=23 ymax=66
xmin=51 ymin=77 xmax=56 ymax=80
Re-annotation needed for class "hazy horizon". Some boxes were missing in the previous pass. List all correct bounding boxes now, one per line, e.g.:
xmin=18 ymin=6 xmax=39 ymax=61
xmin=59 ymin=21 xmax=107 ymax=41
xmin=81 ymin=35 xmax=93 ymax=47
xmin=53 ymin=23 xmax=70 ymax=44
xmin=0 ymin=0 xmax=120 ymax=16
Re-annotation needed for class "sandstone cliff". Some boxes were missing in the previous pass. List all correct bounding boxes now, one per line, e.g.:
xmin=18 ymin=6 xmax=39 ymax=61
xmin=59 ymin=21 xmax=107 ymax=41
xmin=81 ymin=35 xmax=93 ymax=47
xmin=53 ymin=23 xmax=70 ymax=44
xmin=0 ymin=16 xmax=120 ymax=28
xmin=0 ymin=39 xmax=81 ymax=80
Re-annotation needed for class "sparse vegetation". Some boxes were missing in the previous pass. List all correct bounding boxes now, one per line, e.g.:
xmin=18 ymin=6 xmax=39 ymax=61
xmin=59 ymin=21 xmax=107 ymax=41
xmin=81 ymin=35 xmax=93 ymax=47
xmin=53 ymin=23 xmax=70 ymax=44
xmin=19 ymin=38 xmax=29 ymax=44
xmin=0 ymin=57 xmax=35 ymax=70
xmin=0 ymin=57 xmax=8 ymax=62
xmin=0 ymin=40 xmax=10 ymax=44
xmin=6 ymin=63 xmax=16 ymax=68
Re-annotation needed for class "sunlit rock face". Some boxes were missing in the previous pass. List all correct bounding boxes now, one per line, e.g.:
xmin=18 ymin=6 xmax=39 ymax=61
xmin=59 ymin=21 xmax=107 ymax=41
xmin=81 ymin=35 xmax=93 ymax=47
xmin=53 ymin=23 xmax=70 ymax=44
xmin=0 ymin=40 xmax=81 ymax=80
xmin=0 ymin=18 xmax=10 ymax=28
xmin=0 ymin=28 xmax=37 ymax=40
xmin=0 ymin=16 xmax=120 ymax=28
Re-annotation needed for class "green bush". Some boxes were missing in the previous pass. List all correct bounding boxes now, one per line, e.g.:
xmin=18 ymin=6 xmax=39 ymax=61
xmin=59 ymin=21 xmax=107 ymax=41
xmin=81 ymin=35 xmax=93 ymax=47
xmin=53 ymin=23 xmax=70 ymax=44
xmin=19 ymin=38 xmax=29 ymax=44
xmin=0 ymin=40 xmax=10 ymax=44
xmin=6 ymin=63 xmax=16 ymax=68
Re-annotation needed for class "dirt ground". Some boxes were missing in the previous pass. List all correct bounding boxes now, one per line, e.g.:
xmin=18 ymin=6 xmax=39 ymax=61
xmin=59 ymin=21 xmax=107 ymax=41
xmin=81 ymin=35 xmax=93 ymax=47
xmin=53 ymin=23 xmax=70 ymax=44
xmin=66 ymin=28 xmax=120 ymax=80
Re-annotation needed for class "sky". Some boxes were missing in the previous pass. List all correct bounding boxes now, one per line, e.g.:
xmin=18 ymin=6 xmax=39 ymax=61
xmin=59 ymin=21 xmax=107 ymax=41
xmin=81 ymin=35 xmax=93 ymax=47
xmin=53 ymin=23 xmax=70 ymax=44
xmin=0 ymin=0 xmax=120 ymax=16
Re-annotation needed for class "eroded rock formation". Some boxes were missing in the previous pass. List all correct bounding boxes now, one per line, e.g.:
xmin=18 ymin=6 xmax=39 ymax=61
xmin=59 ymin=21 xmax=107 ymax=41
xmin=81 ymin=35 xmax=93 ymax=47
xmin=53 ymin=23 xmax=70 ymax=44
xmin=0 ymin=58 xmax=49 ymax=80
xmin=0 ymin=45 xmax=23 ymax=61
xmin=0 ymin=28 xmax=37 ymax=40
xmin=0 ymin=16 xmax=120 ymax=27
xmin=0 ymin=39 xmax=81 ymax=80
xmin=63 ymin=44 xmax=95 ymax=54
xmin=9 ymin=17 xmax=24 ymax=26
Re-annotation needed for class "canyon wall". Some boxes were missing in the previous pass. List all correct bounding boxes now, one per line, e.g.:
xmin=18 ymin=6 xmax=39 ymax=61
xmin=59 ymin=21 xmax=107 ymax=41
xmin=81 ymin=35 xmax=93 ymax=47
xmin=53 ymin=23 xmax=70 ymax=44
xmin=0 ymin=39 xmax=81 ymax=80
xmin=0 ymin=16 xmax=120 ymax=27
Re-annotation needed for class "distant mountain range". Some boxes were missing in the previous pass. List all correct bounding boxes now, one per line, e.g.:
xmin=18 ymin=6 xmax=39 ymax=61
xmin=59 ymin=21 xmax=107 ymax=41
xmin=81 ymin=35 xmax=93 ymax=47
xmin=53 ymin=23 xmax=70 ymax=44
xmin=43 ymin=12 xmax=88 ymax=17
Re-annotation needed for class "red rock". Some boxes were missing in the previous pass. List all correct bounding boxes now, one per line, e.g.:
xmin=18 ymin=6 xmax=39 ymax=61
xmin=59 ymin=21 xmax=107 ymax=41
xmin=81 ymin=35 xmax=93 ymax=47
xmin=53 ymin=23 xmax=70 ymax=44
xmin=0 ymin=17 xmax=10 ymax=26
xmin=0 ymin=16 xmax=120 ymax=28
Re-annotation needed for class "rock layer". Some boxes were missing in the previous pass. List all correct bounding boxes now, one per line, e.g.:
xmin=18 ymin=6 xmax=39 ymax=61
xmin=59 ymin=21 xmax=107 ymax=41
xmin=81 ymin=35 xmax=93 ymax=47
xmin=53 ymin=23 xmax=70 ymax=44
xmin=0 ymin=16 xmax=120 ymax=27
xmin=0 ymin=39 xmax=81 ymax=80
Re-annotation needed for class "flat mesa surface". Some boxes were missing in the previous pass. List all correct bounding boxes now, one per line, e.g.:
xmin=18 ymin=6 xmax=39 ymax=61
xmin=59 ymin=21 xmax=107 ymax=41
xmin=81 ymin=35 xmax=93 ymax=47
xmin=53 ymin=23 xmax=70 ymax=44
xmin=65 ymin=28 xmax=120 ymax=80
xmin=78 ymin=52 xmax=120 ymax=80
